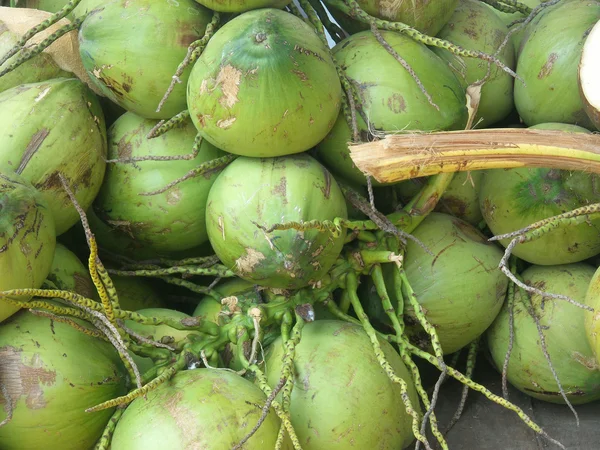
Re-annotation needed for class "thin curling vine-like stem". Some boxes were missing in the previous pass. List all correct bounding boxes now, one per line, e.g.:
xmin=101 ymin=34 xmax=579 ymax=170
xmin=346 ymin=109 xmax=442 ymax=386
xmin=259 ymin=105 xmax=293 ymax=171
xmin=28 ymin=309 xmax=105 ymax=339
xmin=94 ymin=408 xmax=125 ymax=450
xmin=371 ymin=265 xmax=447 ymax=450
xmin=502 ymin=257 xmax=518 ymax=400
xmin=156 ymin=12 xmax=221 ymax=113
xmin=108 ymin=264 xmax=235 ymax=279
xmin=147 ymin=110 xmax=191 ymax=139
xmin=444 ymin=338 xmax=480 ymax=435
xmin=481 ymin=0 xmax=533 ymax=14
xmin=139 ymin=152 xmax=238 ymax=196
xmin=0 ymin=0 xmax=83 ymax=67
xmin=406 ymin=343 xmax=566 ymax=449
xmin=345 ymin=272 xmax=431 ymax=450
xmin=106 ymin=135 xmax=201 ymax=165
xmin=60 ymin=174 xmax=118 ymax=325
xmin=308 ymin=0 xmax=347 ymax=43
xmin=0 ymin=18 xmax=84 ymax=78
xmin=327 ymin=0 xmax=518 ymax=79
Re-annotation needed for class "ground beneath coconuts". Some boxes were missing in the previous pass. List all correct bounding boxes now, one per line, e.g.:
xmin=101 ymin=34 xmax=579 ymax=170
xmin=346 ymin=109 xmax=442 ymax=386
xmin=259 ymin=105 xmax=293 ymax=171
xmin=420 ymin=357 xmax=600 ymax=449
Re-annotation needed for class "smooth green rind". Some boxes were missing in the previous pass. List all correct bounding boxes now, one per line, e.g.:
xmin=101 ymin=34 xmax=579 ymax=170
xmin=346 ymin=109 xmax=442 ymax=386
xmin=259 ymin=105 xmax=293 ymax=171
xmin=206 ymin=154 xmax=348 ymax=289
xmin=353 ymin=0 xmax=458 ymax=35
xmin=94 ymin=112 xmax=225 ymax=254
xmin=0 ymin=172 xmax=56 ymax=322
xmin=111 ymin=369 xmax=286 ymax=449
xmin=46 ymin=243 xmax=95 ymax=299
xmin=23 ymin=0 xmax=105 ymax=20
xmin=111 ymin=276 xmax=165 ymax=312
xmin=488 ymin=264 xmax=600 ymax=404
xmin=0 ymin=78 xmax=107 ymax=235
xmin=264 ymin=320 xmax=420 ymax=450
xmin=403 ymin=212 xmax=508 ymax=354
xmin=79 ymin=0 xmax=212 ymax=119
xmin=315 ymin=30 xmax=468 ymax=186
xmin=193 ymin=0 xmax=290 ymax=13
xmin=0 ymin=311 xmax=128 ymax=449
xmin=434 ymin=0 xmax=516 ymax=127
xmin=514 ymin=0 xmax=600 ymax=127
xmin=187 ymin=8 xmax=342 ymax=157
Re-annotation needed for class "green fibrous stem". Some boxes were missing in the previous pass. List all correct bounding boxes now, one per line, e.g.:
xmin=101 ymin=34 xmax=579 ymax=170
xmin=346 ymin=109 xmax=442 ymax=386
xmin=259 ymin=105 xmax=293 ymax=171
xmin=147 ymin=110 xmax=191 ymax=139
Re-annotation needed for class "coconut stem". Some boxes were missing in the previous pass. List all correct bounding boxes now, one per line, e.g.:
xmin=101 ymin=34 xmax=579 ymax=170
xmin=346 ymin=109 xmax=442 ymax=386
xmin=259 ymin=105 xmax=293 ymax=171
xmin=139 ymin=152 xmax=237 ymax=196
xmin=106 ymin=135 xmax=203 ymax=165
xmin=108 ymin=263 xmax=235 ymax=279
xmin=444 ymin=338 xmax=480 ymax=434
xmin=307 ymin=0 xmax=347 ymax=43
xmin=345 ymin=271 xmax=431 ymax=449
xmin=156 ymin=12 xmax=221 ymax=113
xmin=28 ymin=309 xmax=105 ymax=339
xmin=371 ymin=264 xmax=448 ymax=450
xmin=0 ymin=18 xmax=84 ymax=79
xmin=501 ymin=258 xmax=518 ymax=400
xmin=147 ymin=110 xmax=191 ymax=139
xmin=94 ymin=408 xmax=125 ymax=450
xmin=521 ymin=284 xmax=580 ymax=426
xmin=479 ymin=0 xmax=532 ymax=14
xmin=0 ymin=0 xmax=83 ymax=68
xmin=407 ymin=343 xmax=566 ymax=449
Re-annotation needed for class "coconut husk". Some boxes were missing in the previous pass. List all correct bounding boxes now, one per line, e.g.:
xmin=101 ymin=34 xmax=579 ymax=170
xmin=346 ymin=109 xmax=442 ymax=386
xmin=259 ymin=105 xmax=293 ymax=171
xmin=0 ymin=6 xmax=103 ymax=95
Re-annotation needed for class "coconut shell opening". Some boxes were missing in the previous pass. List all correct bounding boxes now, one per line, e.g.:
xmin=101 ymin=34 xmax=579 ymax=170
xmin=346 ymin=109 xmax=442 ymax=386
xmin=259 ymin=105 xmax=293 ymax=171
xmin=579 ymin=20 xmax=600 ymax=130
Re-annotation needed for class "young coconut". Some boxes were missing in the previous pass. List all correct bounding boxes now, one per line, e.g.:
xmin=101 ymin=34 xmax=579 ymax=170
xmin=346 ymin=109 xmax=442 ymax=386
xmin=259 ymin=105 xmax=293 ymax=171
xmin=92 ymin=112 xmax=226 ymax=256
xmin=433 ymin=0 xmax=516 ymax=128
xmin=110 ymin=368 xmax=289 ymax=449
xmin=0 ymin=310 xmax=129 ymax=449
xmin=0 ymin=78 xmax=107 ymax=235
xmin=205 ymin=154 xmax=348 ymax=289
xmin=514 ymin=0 xmax=600 ymax=127
xmin=78 ymin=0 xmax=214 ymax=119
xmin=487 ymin=264 xmax=600 ymax=405
xmin=46 ymin=243 xmax=96 ymax=299
xmin=186 ymin=8 xmax=342 ymax=157
xmin=264 ymin=320 xmax=420 ymax=449
xmin=402 ymin=212 xmax=508 ymax=355
xmin=0 ymin=172 xmax=56 ymax=323
xmin=579 ymin=18 xmax=600 ymax=131
xmin=314 ymin=30 xmax=468 ymax=186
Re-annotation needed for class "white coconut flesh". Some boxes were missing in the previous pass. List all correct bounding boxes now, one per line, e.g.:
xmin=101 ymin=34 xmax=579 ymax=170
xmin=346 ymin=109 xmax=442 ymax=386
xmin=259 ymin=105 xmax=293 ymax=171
xmin=579 ymin=19 xmax=600 ymax=129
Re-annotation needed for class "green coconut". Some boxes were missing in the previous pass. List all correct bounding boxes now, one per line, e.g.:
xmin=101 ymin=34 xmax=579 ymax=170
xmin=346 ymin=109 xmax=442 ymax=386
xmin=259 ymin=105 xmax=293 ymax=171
xmin=206 ymin=154 xmax=348 ymax=289
xmin=403 ymin=212 xmax=508 ymax=354
xmin=434 ymin=0 xmax=516 ymax=127
xmin=23 ymin=0 xmax=104 ymax=19
xmin=315 ymin=30 xmax=468 ymax=186
xmin=0 ymin=172 xmax=56 ymax=323
xmin=79 ymin=0 xmax=212 ymax=119
xmin=514 ymin=0 xmax=600 ymax=127
xmin=479 ymin=123 xmax=600 ymax=265
xmin=348 ymin=0 xmax=457 ymax=35
xmin=0 ymin=310 xmax=128 ymax=449
xmin=264 ymin=320 xmax=420 ymax=449
xmin=93 ymin=112 xmax=225 ymax=255
xmin=193 ymin=0 xmax=290 ymax=13
xmin=46 ymin=243 xmax=95 ymax=299
xmin=187 ymin=8 xmax=342 ymax=157
xmin=485 ymin=0 xmax=541 ymax=51
xmin=111 ymin=368 xmax=288 ymax=449
xmin=111 ymin=276 xmax=165 ymax=311
xmin=487 ymin=263 xmax=600 ymax=404
xmin=0 ymin=78 xmax=107 ymax=235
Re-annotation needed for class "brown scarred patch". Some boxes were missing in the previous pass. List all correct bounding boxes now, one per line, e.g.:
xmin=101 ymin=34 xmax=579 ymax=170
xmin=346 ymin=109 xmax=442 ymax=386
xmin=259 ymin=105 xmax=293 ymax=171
xmin=271 ymin=177 xmax=287 ymax=199
xmin=73 ymin=273 xmax=96 ymax=299
xmin=235 ymin=248 xmax=266 ymax=275
xmin=387 ymin=93 xmax=406 ymax=114
xmin=538 ymin=53 xmax=558 ymax=79
xmin=216 ymin=65 xmax=242 ymax=109
xmin=217 ymin=117 xmax=236 ymax=129
xmin=16 ymin=129 xmax=50 ymax=175
xmin=0 ymin=346 xmax=57 ymax=411
xmin=166 ymin=187 xmax=182 ymax=206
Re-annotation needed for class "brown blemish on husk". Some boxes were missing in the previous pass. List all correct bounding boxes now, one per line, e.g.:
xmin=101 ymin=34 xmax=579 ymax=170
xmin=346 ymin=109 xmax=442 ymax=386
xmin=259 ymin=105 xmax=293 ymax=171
xmin=217 ymin=117 xmax=236 ymax=129
xmin=387 ymin=94 xmax=406 ymax=114
xmin=216 ymin=65 xmax=242 ymax=109
xmin=73 ymin=272 xmax=96 ymax=299
xmin=538 ymin=53 xmax=558 ymax=79
xmin=235 ymin=248 xmax=265 ymax=275
xmin=0 ymin=346 xmax=56 ymax=411
xmin=271 ymin=177 xmax=287 ymax=199
xmin=572 ymin=351 xmax=600 ymax=371
xmin=16 ymin=129 xmax=50 ymax=175
xmin=166 ymin=187 xmax=182 ymax=205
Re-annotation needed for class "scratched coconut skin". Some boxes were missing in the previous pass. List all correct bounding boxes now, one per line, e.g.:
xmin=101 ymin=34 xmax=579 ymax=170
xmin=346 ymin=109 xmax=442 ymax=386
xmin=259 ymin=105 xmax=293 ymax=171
xmin=0 ymin=78 xmax=107 ymax=235
xmin=0 ymin=312 xmax=128 ymax=450
xmin=0 ymin=172 xmax=56 ymax=323
xmin=187 ymin=8 xmax=342 ymax=157
xmin=205 ymin=154 xmax=348 ymax=289
xmin=79 ymin=0 xmax=213 ymax=119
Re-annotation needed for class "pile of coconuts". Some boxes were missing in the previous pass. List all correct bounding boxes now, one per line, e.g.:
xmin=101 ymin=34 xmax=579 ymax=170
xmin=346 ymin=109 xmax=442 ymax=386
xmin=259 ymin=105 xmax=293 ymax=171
xmin=1 ymin=0 xmax=600 ymax=448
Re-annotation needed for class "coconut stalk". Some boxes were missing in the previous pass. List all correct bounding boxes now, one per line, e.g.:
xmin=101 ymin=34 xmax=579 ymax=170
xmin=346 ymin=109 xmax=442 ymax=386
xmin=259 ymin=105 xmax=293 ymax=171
xmin=349 ymin=129 xmax=600 ymax=184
